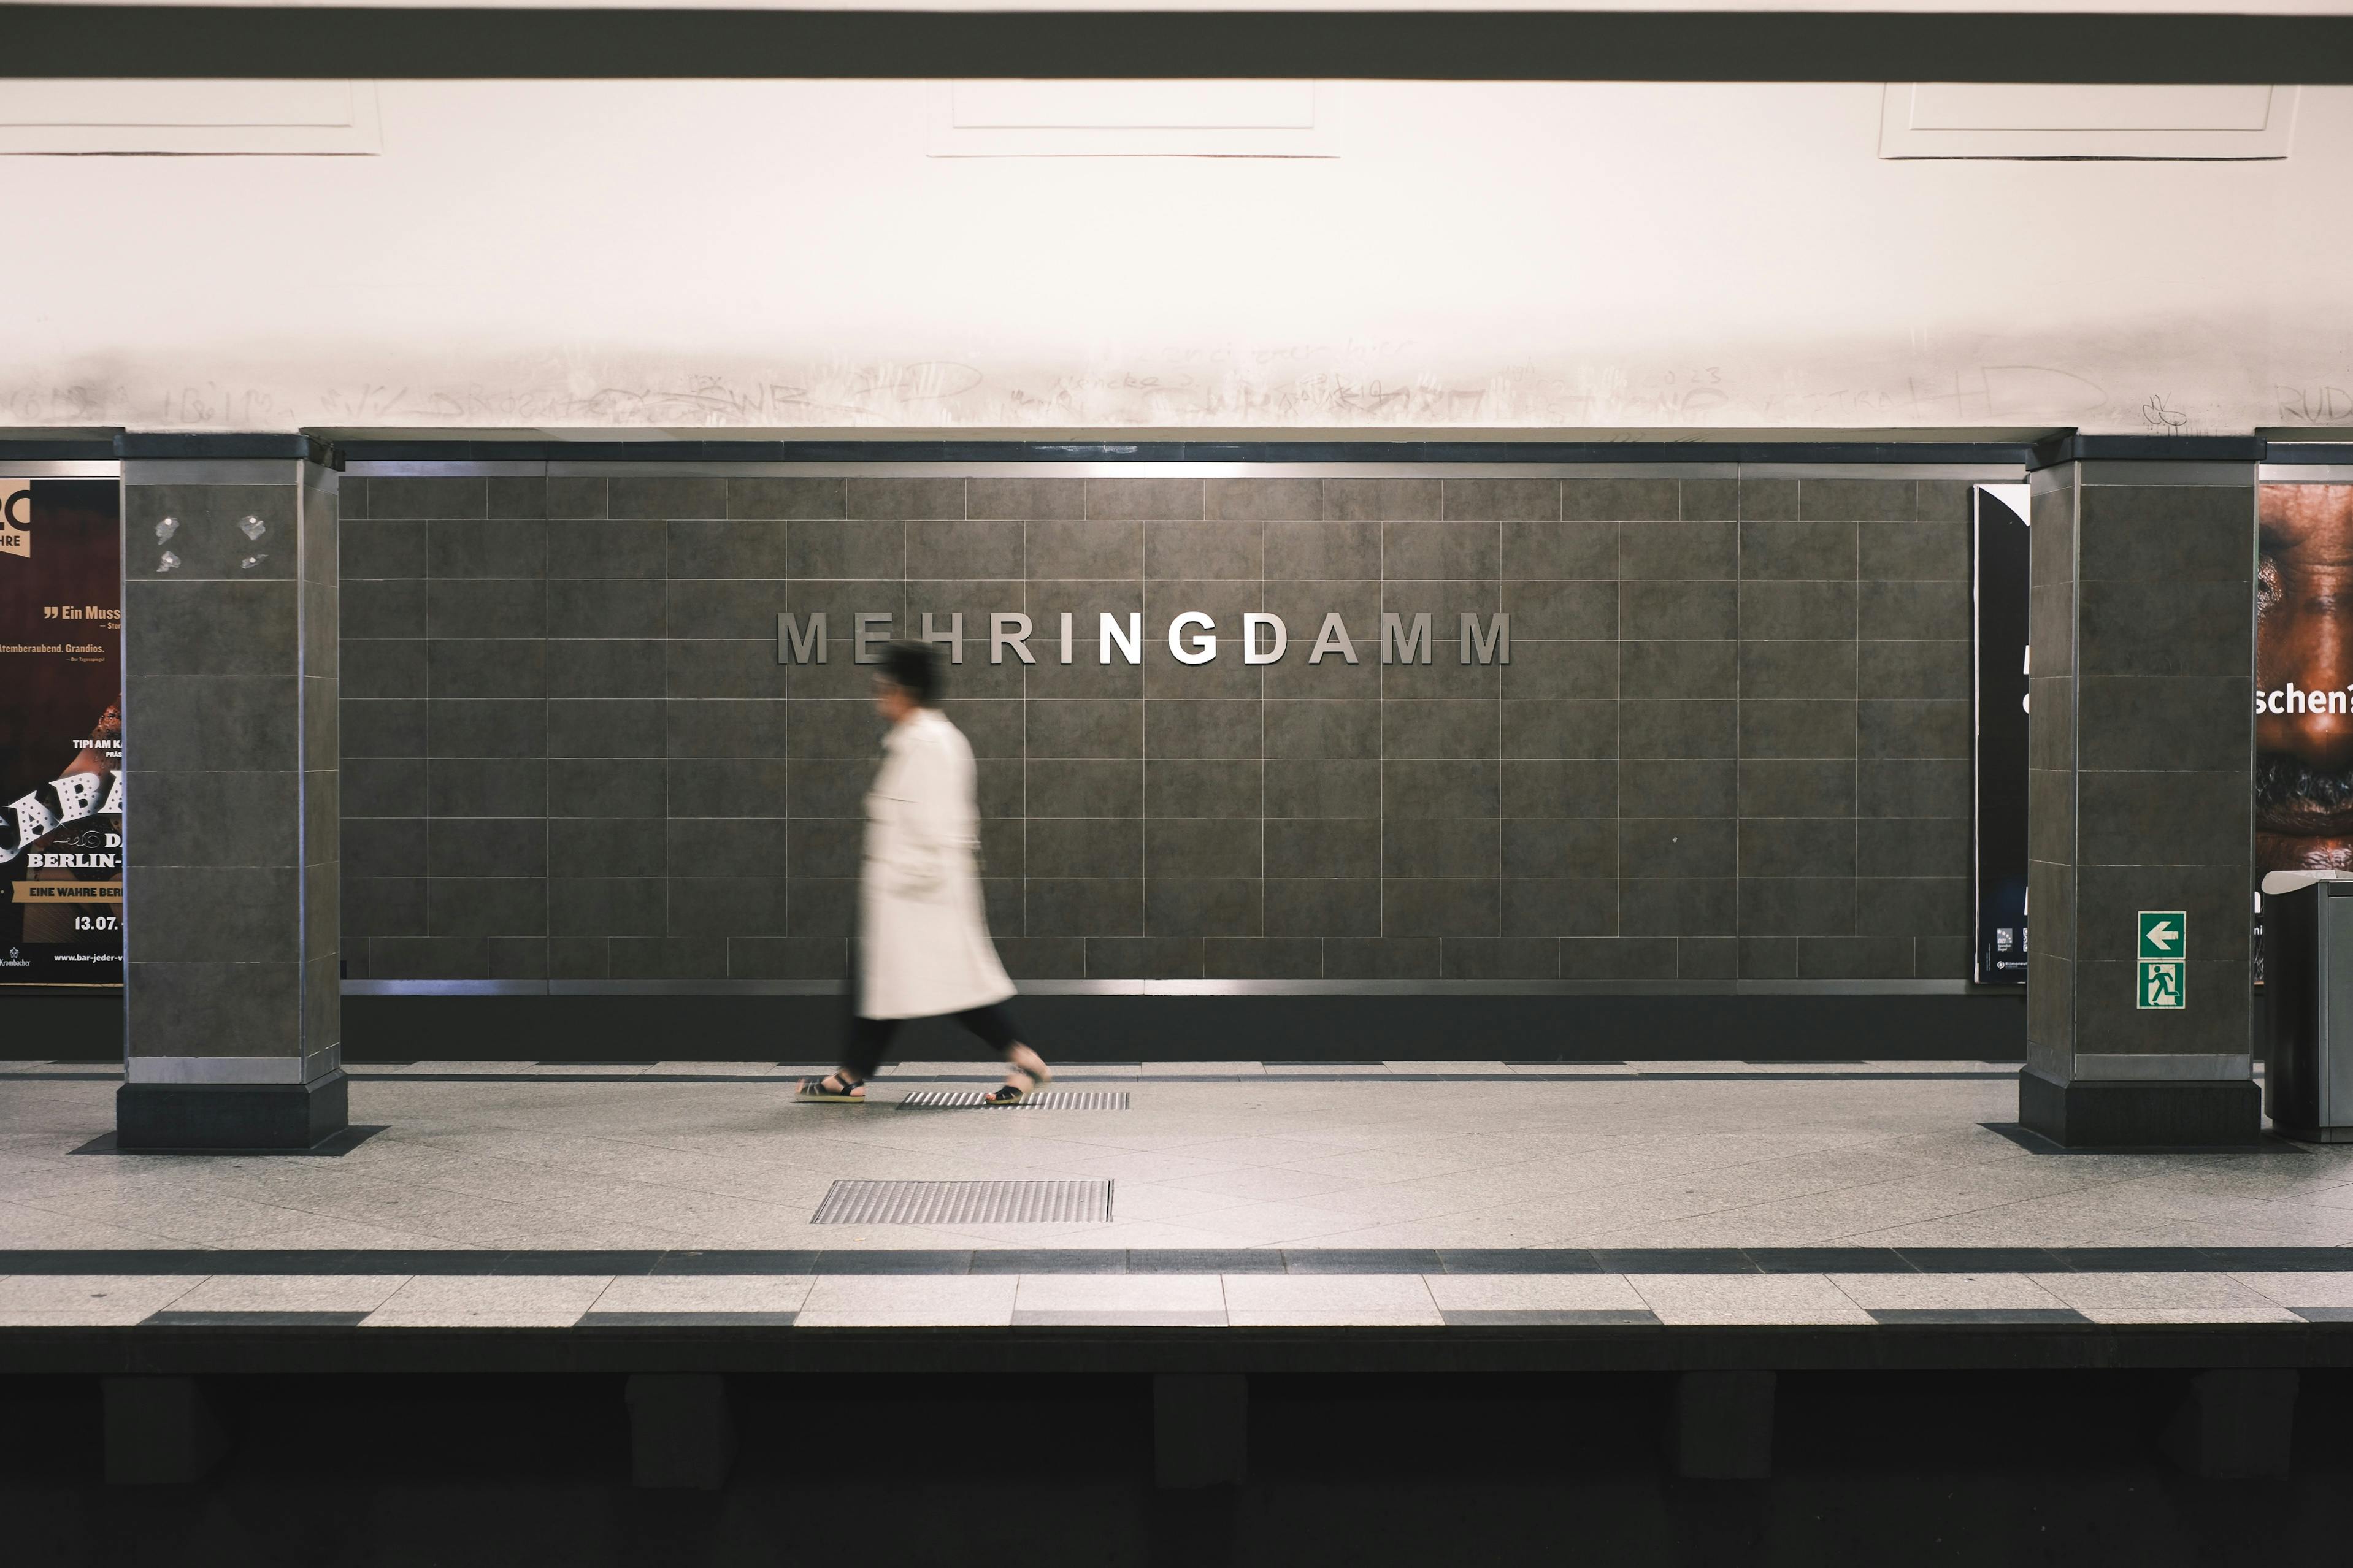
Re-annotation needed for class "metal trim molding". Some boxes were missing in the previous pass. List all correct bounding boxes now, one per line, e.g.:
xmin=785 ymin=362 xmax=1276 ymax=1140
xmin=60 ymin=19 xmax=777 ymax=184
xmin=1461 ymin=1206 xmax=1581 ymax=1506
xmin=125 ymin=1053 xmax=325 ymax=1085
xmin=2070 ymin=1053 xmax=2255 ymax=1082
xmin=123 ymin=459 xmax=305 ymax=487
xmin=343 ymin=978 xmax=1997 ymax=999
xmin=343 ymin=979 xmax=548 ymax=996
xmin=2260 ymin=465 xmax=2353 ymax=483
xmin=344 ymin=459 xmax=548 ymax=478
xmin=340 ymin=456 xmax=2028 ymax=482
xmin=0 ymin=459 xmax=120 ymax=478
xmin=2071 ymin=460 xmax=2257 ymax=487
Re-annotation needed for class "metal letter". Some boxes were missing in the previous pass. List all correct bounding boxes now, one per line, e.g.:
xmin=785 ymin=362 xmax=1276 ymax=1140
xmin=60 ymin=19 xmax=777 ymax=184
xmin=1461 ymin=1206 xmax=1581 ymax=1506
xmin=1061 ymin=611 xmax=1074 ymax=665
xmin=1100 ymin=611 xmax=1142 ymax=665
xmin=992 ymin=612 xmax=1035 ymax=666
xmin=1169 ymin=611 xmax=1216 ymax=666
xmin=776 ymin=612 xmax=826 ymax=665
xmin=1242 ymin=613 xmax=1288 ymax=665
xmin=1307 ymin=612 xmax=1359 ymax=665
xmin=854 ymin=613 xmax=893 ymax=664
xmin=1460 ymin=613 xmax=1510 ymax=665
xmin=1381 ymin=612 xmax=1432 ymax=665
xmin=921 ymin=611 xmax=965 ymax=665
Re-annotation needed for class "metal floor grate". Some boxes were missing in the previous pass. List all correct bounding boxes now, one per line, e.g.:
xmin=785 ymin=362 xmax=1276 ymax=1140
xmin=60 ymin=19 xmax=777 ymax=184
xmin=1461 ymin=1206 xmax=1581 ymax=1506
xmin=812 ymin=1179 xmax=1113 ymax=1225
xmin=897 ymin=1089 xmax=1129 ymax=1111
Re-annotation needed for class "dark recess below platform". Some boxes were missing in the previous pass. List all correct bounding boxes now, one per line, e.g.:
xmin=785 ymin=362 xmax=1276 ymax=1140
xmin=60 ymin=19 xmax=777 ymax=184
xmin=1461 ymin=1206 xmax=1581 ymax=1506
xmin=7 ymin=1369 xmax=2353 ymax=1568
xmin=0 ymin=991 xmax=2024 ymax=1065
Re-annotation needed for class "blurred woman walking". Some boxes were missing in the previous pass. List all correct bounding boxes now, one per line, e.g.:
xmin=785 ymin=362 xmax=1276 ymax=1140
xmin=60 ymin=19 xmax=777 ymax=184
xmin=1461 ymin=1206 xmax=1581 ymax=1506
xmin=798 ymin=641 xmax=1053 ymax=1105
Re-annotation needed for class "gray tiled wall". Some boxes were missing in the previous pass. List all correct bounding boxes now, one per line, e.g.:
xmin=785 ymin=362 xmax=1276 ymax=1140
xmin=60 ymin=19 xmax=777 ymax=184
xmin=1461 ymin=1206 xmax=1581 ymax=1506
xmin=338 ymin=472 xmax=1975 ymax=984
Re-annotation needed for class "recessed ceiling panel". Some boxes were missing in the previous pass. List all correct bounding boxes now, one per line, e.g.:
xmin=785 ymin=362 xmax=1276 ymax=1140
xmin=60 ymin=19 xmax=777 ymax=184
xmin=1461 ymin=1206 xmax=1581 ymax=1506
xmin=0 ymin=79 xmax=381 ymax=155
xmin=1880 ymin=82 xmax=2296 ymax=158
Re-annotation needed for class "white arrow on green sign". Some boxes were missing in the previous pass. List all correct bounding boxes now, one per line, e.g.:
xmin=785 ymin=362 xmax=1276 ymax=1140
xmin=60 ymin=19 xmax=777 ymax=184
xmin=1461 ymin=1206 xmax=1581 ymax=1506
xmin=2137 ymin=911 xmax=2186 ymax=959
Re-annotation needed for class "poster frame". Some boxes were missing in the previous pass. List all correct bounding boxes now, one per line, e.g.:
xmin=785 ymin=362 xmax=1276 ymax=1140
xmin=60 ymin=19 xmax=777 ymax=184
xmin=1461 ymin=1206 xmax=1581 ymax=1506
xmin=1971 ymin=482 xmax=2032 ymax=986
xmin=0 ymin=459 xmax=123 ymax=990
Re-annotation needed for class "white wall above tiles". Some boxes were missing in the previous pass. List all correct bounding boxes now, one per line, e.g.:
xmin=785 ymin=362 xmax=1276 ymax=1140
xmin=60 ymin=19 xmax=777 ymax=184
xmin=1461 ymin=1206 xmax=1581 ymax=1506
xmin=0 ymin=78 xmax=2348 ymax=431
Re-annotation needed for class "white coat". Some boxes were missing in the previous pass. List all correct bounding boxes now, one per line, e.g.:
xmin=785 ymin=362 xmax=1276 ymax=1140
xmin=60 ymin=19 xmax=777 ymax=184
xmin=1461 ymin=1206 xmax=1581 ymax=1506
xmin=857 ymin=708 xmax=1015 ymax=1020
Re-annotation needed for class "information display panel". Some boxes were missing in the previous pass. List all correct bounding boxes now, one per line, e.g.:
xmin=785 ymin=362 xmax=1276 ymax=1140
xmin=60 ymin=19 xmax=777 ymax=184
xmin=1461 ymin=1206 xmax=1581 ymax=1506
xmin=1971 ymin=483 xmax=2030 ymax=985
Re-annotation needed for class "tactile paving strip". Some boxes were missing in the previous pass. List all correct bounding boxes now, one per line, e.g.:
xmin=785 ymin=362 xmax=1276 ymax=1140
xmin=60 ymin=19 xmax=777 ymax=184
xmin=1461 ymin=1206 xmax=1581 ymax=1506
xmin=897 ymin=1089 xmax=1130 ymax=1111
xmin=812 ymin=1179 xmax=1113 ymax=1225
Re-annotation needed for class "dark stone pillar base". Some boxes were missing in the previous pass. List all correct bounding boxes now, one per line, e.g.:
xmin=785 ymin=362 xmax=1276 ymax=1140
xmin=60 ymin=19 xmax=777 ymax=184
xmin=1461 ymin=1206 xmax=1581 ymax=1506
xmin=2019 ymin=1068 xmax=2260 ymax=1149
xmin=116 ymin=1070 xmax=348 ymax=1151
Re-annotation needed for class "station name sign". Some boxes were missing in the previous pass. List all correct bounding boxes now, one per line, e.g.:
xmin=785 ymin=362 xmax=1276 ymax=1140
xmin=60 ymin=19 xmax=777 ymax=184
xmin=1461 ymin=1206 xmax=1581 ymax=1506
xmin=777 ymin=611 xmax=1510 ymax=668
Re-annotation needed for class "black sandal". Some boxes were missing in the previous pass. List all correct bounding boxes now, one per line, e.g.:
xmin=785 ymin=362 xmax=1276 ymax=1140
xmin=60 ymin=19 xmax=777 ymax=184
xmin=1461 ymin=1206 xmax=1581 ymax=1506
xmin=980 ymin=1071 xmax=1037 ymax=1105
xmin=797 ymin=1073 xmax=867 ymax=1103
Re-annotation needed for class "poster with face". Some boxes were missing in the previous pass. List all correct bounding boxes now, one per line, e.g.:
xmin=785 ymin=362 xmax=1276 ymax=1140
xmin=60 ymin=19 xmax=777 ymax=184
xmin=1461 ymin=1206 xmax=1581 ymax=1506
xmin=2257 ymin=484 xmax=2353 ymax=876
xmin=0 ymin=478 xmax=123 ymax=986
xmin=2253 ymin=481 xmax=2353 ymax=984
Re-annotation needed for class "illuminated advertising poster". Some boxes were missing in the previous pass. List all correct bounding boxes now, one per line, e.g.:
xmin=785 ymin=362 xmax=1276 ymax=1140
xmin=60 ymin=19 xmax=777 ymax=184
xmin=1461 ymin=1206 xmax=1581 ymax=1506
xmin=0 ymin=478 xmax=122 ymax=986
xmin=1971 ymin=483 xmax=2030 ymax=985
xmin=2256 ymin=483 xmax=2353 ymax=978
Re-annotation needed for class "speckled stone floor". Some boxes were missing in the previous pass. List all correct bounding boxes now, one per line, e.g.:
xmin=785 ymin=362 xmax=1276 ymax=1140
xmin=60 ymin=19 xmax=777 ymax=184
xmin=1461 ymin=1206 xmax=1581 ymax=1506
xmin=4 ymin=1059 xmax=2347 ymax=1328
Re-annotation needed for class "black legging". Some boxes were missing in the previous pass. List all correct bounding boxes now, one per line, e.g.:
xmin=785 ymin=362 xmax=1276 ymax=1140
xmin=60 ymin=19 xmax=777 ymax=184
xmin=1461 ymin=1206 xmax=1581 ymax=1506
xmin=842 ymin=1001 xmax=1023 ymax=1082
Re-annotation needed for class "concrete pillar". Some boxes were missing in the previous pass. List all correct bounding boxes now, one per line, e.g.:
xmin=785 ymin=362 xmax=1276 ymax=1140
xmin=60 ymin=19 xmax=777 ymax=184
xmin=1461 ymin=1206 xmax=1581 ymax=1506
xmin=1673 ymin=1369 xmax=1774 ymax=1479
xmin=2164 ymin=1369 xmax=2297 ymax=1478
xmin=1154 ymin=1372 xmax=1246 ymax=1490
xmin=104 ymin=1375 xmax=226 ymax=1484
xmin=626 ymin=1373 xmax=735 ymax=1489
xmin=117 ymin=439 xmax=347 ymax=1150
xmin=2021 ymin=443 xmax=2260 ymax=1147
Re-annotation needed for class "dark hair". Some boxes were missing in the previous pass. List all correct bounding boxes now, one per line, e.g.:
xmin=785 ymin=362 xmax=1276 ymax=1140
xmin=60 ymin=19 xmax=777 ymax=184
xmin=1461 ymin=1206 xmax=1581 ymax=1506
xmin=878 ymin=640 xmax=942 ymax=705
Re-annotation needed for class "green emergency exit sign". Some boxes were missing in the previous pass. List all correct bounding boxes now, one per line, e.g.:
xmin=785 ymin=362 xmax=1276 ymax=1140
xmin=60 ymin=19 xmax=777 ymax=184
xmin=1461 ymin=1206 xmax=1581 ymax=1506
xmin=2137 ymin=911 xmax=2186 ymax=1009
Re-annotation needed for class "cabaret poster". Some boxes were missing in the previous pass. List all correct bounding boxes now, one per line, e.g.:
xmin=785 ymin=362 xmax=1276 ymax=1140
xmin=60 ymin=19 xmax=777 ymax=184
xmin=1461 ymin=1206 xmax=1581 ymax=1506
xmin=0 ymin=478 xmax=123 ymax=986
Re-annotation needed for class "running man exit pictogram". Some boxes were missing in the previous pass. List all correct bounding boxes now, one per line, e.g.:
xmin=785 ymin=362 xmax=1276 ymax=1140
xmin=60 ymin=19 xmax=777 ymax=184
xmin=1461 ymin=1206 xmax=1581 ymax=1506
xmin=2136 ymin=911 xmax=2186 ymax=1010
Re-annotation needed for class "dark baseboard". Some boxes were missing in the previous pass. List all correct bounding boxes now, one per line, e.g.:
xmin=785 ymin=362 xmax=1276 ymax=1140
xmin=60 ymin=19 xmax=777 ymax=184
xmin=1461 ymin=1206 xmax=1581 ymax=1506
xmin=2016 ymin=1068 xmax=2262 ymax=1149
xmin=115 ymin=1071 xmax=350 ymax=1152
xmin=324 ymin=992 xmax=2024 ymax=1065
xmin=6 ymin=990 xmax=2029 ymax=1066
